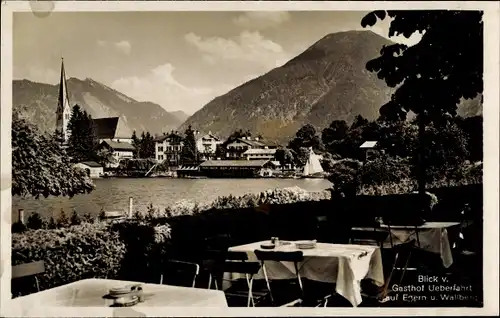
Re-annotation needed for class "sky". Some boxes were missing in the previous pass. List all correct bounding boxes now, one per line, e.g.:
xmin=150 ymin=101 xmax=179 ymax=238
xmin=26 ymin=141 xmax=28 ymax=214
xmin=13 ymin=11 xmax=422 ymax=115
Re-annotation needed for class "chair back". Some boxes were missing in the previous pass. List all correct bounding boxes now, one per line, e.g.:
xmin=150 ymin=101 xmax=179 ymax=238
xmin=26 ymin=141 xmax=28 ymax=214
xmin=350 ymin=229 xmax=390 ymax=246
xmin=254 ymin=250 xmax=304 ymax=263
xmin=12 ymin=261 xmax=45 ymax=279
xmin=160 ymin=260 xmax=200 ymax=288
xmin=223 ymin=261 xmax=261 ymax=275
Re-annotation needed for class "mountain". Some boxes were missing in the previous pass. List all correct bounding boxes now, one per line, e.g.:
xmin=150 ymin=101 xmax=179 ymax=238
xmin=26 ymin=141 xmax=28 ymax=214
xmin=179 ymin=30 xmax=483 ymax=143
xmin=170 ymin=110 xmax=190 ymax=125
xmin=13 ymin=78 xmax=184 ymax=136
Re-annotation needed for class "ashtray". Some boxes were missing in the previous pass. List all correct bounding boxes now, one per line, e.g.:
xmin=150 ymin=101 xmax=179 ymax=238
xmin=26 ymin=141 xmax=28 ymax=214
xmin=260 ymin=243 xmax=276 ymax=249
xmin=111 ymin=295 xmax=140 ymax=307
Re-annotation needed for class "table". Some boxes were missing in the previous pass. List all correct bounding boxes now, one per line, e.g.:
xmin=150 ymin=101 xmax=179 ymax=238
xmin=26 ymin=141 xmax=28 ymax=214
xmin=353 ymin=222 xmax=460 ymax=268
xmin=228 ymin=241 xmax=384 ymax=307
xmin=9 ymin=278 xmax=228 ymax=316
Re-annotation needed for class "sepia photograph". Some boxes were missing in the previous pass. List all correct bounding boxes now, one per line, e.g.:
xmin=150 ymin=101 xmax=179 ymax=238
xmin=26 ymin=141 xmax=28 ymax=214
xmin=1 ymin=1 xmax=498 ymax=316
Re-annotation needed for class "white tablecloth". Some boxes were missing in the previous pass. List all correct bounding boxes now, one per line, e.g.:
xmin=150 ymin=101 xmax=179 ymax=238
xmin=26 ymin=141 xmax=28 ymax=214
xmin=228 ymin=241 xmax=384 ymax=307
xmin=353 ymin=222 xmax=459 ymax=268
xmin=8 ymin=278 xmax=228 ymax=317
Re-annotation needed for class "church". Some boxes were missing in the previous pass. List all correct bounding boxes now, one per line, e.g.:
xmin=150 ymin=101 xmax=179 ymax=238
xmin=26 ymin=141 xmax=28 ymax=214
xmin=55 ymin=58 xmax=135 ymax=163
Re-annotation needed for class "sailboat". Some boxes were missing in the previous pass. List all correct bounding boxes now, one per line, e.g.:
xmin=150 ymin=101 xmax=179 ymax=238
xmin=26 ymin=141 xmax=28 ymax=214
xmin=301 ymin=147 xmax=325 ymax=179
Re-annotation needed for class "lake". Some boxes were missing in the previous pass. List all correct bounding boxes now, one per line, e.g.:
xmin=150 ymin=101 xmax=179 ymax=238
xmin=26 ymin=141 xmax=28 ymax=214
xmin=12 ymin=178 xmax=332 ymax=220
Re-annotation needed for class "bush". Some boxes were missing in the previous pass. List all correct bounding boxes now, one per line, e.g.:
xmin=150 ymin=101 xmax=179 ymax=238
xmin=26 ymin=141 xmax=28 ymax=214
xmin=70 ymin=210 xmax=81 ymax=226
xmin=27 ymin=212 xmax=44 ymax=230
xmin=12 ymin=222 xmax=126 ymax=295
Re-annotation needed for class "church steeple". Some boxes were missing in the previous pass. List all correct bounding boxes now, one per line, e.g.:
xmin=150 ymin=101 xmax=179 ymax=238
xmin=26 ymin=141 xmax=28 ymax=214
xmin=55 ymin=57 xmax=72 ymax=142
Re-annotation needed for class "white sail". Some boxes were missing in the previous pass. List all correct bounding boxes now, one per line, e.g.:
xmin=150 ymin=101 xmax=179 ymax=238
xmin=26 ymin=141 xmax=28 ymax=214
xmin=303 ymin=147 xmax=324 ymax=176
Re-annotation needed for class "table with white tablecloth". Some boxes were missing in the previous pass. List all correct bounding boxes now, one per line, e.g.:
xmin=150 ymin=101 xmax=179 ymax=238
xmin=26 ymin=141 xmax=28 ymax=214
xmin=8 ymin=278 xmax=228 ymax=317
xmin=228 ymin=241 xmax=385 ymax=307
xmin=353 ymin=222 xmax=460 ymax=268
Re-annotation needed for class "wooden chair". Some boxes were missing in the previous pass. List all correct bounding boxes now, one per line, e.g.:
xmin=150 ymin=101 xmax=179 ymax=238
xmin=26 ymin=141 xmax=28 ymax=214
xmin=159 ymin=260 xmax=200 ymax=288
xmin=12 ymin=261 xmax=45 ymax=296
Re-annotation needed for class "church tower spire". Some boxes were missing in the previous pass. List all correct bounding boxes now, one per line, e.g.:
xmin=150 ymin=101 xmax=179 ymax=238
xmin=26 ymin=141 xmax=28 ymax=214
xmin=55 ymin=57 xmax=72 ymax=142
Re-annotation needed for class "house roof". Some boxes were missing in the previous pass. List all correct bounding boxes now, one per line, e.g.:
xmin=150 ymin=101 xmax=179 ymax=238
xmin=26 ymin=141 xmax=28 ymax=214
xmin=101 ymin=139 xmax=135 ymax=151
xmin=360 ymin=141 xmax=378 ymax=149
xmin=227 ymin=138 xmax=267 ymax=148
xmin=76 ymin=161 xmax=102 ymax=168
xmin=93 ymin=117 xmax=121 ymax=139
xmin=243 ymin=148 xmax=277 ymax=155
xmin=199 ymin=159 xmax=272 ymax=168
xmin=154 ymin=132 xmax=184 ymax=143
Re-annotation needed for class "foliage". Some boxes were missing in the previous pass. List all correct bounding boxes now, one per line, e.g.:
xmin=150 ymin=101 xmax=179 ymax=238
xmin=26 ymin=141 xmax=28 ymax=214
xmin=361 ymin=10 xmax=483 ymax=123
xmin=57 ymin=209 xmax=70 ymax=228
xmin=274 ymin=147 xmax=295 ymax=167
xmin=117 ymin=158 xmax=157 ymax=173
xmin=26 ymin=212 xmax=44 ymax=230
xmin=131 ymin=130 xmax=140 ymax=158
xmin=455 ymin=115 xmax=483 ymax=162
xmin=96 ymin=148 xmax=116 ymax=167
xmin=294 ymin=147 xmax=311 ymax=167
xmin=288 ymin=124 xmax=324 ymax=153
xmin=137 ymin=132 xmax=156 ymax=159
xmin=67 ymin=105 xmax=100 ymax=163
xmin=11 ymin=113 xmax=95 ymax=199
xmin=326 ymin=159 xmax=363 ymax=194
xmin=12 ymin=222 xmax=126 ymax=294
xmin=70 ymin=210 xmax=82 ymax=226
xmin=415 ymin=121 xmax=469 ymax=182
xmin=180 ymin=125 xmax=198 ymax=165
xmin=360 ymin=155 xmax=412 ymax=186
xmin=322 ymin=120 xmax=348 ymax=154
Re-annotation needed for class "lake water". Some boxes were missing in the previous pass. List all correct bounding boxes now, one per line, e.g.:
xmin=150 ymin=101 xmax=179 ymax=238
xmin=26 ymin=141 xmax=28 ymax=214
xmin=11 ymin=178 xmax=332 ymax=220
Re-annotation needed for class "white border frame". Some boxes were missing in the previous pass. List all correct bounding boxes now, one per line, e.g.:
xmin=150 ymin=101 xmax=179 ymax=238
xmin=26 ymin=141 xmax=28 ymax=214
xmin=1 ymin=1 xmax=499 ymax=316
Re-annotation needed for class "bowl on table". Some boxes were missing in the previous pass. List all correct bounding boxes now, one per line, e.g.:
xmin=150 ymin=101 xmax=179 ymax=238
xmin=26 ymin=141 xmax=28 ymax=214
xmin=294 ymin=240 xmax=317 ymax=249
xmin=260 ymin=242 xmax=276 ymax=249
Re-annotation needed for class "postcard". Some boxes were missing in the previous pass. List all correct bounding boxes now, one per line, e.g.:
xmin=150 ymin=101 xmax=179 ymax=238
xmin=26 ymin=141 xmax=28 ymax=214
xmin=1 ymin=1 xmax=498 ymax=316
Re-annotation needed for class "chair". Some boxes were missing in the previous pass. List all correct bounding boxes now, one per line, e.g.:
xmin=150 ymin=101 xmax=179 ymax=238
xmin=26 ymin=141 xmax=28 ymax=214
xmin=349 ymin=227 xmax=391 ymax=248
xmin=11 ymin=261 xmax=45 ymax=296
xmin=380 ymin=240 xmax=417 ymax=300
xmin=204 ymin=250 xmax=248 ymax=290
xmin=254 ymin=250 xmax=305 ymax=306
xmin=159 ymin=260 xmax=200 ymax=288
xmin=222 ymin=260 xmax=266 ymax=307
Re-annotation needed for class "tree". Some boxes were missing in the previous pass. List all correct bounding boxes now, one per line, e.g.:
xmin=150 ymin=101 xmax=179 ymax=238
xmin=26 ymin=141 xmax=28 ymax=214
xmin=131 ymin=130 xmax=140 ymax=158
xmin=288 ymin=124 xmax=324 ymax=153
xmin=67 ymin=105 xmax=100 ymax=163
xmin=137 ymin=132 xmax=155 ymax=159
xmin=361 ymin=10 xmax=483 ymax=196
xmin=96 ymin=148 xmax=116 ymax=167
xmin=12 ymin=113 xmax=95 ymax=199
xmin=181 ymin=126 xmax=198 ymax=165
xmin=275 ymin=147 xmax=295 ymax=167
xmin=322 ymin=120 xmax=348 ymax=155
xmin=350 ymin=115 xmax=369 ymax=130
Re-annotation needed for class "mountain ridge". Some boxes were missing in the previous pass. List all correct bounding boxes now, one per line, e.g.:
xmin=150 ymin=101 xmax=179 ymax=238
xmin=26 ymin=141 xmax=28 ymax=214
xmin=12 ymin=77 xmax=186 ymax=136
xmin=179 ymin=30 xmax=482 ymax=143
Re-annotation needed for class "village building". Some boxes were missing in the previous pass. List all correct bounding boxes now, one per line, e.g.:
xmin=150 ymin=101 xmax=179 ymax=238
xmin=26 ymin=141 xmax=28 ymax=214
xmin=242 ymin=148 xmax=277 ymax=161
xmin=196 ymin=131 xmax=223 ymax=160
xmin=359 ymin=141 xmax=380 ymax=162
xmin=225 ymin=137 xmax=271 ymax=160
xmin=73 ymin=161 xmax=104 ymax=178
xmin=93 ymin=117 xmax=133 ymax=144
xmin=99 ymin=139 xmax=135 ymax=167
xmin=55 ymin=58 xmax=133 ymax=145
xmin=198 ymin=159 xmax=277 ymax=178
xmin=154 ymin=131 xmax=184 ymax=165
